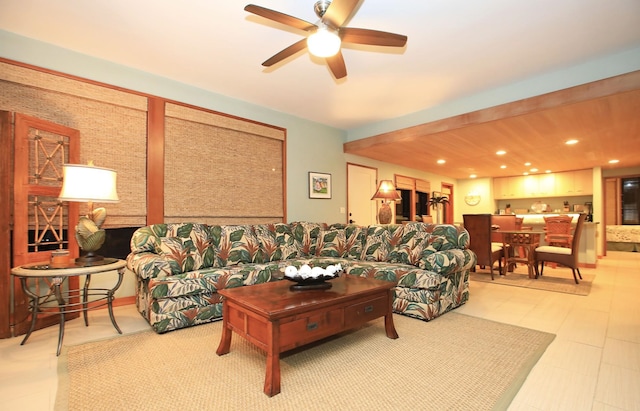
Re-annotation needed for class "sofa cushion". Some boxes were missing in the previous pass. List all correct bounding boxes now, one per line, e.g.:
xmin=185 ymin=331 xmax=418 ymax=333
xmin=389 ymin=224 xmax=430 ymax=265
xmin=254 ymin=223 xmax=298 ymax=262
xmin=157 ymin=237 xmax=203 ymax=275
xmin=209 ymin=225 xmax=262 ymax=267
xmin=360 ymin=224 xmax=404 ymax=262
xmin=291 ymin=221 xmax=326 ymax=257
xmin=316 ymin=225 xmax=364 ymax=259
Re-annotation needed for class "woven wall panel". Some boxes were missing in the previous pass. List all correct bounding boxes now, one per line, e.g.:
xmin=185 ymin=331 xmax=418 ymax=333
xmin=164 ymin=217 xmax=283 ymax=225
xmin=0 ymin=61 xmax=147 ymax=110
xmin=164 ymin=115 xmax=284 ymax=222
xmin=166 ymin=102 xmax=285 ymax=141
xmin=0 ymin=78 xmax=148 ymax=227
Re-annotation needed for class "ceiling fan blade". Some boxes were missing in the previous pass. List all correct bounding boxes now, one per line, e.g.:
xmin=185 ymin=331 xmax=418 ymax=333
xmin=322 ymin=0 xmax=360 ymax=28
xmin=245 ymin=4 xmax=316 ymax=31
xmin=326 ymin=51 xmax=347 ymax=79
xmin=340 ymin=27 xmax=407 ymax=47
xmin=262 ymin=39 xmax=308 ymax=67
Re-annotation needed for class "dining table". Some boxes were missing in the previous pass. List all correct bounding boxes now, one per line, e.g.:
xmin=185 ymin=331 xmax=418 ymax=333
xmin=494 ymin=230 xmax=544 ymax=279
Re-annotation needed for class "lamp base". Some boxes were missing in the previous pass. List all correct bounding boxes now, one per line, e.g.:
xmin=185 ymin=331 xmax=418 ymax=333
xmin=378 ymin=202 xmax=392 ymax=224
xmin=75 ymin=252 xmax=105 ymax=267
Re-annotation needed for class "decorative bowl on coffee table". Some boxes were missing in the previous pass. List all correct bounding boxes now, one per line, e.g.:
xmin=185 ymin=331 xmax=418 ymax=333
xmin=283 ymin=264 xmax=342 ymax=291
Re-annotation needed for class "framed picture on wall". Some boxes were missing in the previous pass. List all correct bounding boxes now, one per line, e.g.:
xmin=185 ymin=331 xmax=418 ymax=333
xmin=309 ymin=172 xmax=332 ymax=199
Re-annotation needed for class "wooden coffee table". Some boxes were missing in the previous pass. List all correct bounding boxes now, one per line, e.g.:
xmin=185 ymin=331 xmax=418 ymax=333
xmin=216 ymin=275 xmax=398 ymax=396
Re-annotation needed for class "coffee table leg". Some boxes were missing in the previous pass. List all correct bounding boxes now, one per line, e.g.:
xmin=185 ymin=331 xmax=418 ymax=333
xmin=216 ymin=301 xmax=232 ymax=356
xmin=384 ymin=291 xmax=399 ymax=339
xmin=264 ymin=321 xmax=281 ymax=396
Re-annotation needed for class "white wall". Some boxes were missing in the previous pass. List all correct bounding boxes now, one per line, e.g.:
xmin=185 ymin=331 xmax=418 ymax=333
xmin=456 ymin=178 xmax=494 ymax=222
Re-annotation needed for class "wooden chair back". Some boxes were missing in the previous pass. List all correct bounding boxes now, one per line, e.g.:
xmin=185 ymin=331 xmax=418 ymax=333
xmin=543 ymin=215 xmax=573 ymax=247
xmin=490 ymin=215 xmax=517 ymax=242
xmin=463 ymin=214 xmax=504 ymax=279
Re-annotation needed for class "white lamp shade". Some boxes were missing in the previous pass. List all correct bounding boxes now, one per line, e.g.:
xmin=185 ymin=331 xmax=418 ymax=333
xmin=307 ymin=27 xmax=341 ymax=58
xmin=58 ymin=164 xmax=119 ymax=203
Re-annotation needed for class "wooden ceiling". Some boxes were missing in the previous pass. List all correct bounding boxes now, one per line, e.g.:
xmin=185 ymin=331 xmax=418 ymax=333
xmin=344 ymin=71 xmax=640 ymax=180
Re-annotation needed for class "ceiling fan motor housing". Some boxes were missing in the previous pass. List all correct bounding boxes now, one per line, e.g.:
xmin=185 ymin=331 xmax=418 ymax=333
xmin=314 ymin=0 xmax=331 ymax=18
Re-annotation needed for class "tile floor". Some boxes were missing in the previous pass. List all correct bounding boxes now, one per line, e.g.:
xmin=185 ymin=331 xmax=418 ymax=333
xmin=0 ymin=251 xmax=638 ymax=410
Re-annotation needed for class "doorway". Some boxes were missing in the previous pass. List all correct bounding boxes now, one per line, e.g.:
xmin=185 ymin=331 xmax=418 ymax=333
xmin=347 ymin=163 xmax=377 ymax=226
xmin=442 ymin=183 xmax=454 ymax=224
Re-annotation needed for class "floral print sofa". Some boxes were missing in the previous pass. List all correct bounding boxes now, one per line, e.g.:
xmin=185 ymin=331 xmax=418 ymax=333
xmin=126 ymin=221 xmax=476 ymax=333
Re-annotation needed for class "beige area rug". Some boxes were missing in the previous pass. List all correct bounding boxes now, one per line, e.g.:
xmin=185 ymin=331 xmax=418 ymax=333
xmin=56 ymin=313 xmax=554 ymax=411
xmin=470 ymin=265 xmax=594 ymax=296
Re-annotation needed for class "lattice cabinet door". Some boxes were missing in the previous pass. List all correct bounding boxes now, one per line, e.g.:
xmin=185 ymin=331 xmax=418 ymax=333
xmin=11 ymin=113 xmax=80 ymax=337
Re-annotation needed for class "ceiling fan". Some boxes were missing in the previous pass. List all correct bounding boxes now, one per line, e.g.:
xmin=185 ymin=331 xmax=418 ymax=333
xmin=244 ymin=0 xmax=408 ymax=79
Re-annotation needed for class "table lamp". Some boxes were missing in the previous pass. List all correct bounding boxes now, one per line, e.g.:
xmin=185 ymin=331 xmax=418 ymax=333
xmin=371 ymin=180 xmax=401 ymax=224
xmin=58 ymin=162 xmax=119 ymax=265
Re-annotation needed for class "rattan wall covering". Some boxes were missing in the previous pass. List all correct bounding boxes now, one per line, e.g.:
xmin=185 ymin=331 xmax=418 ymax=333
xmin=0 ymin=62 xmax=148 ymax=227
xmin=164 ymin=103 xmax=285 ymax=224
xmin=1 ymin=61 xmax=286 ymax=227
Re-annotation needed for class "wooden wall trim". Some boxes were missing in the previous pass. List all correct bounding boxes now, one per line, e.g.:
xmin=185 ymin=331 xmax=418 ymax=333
xmin=344 ymin=70 xmax=640 ymax=152
xmin=0 ymin=111 xmax=12 ymax=338
xmin=147 ymin=97 xmax=165 ymax=225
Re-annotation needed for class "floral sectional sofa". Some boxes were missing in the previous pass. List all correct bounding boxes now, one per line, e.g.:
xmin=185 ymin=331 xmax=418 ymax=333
xmin=126 ymin=221 xmax=477 ymax=333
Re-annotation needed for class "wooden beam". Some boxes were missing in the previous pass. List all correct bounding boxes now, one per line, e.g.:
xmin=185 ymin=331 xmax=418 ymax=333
xmin=147 ymin=97 xmax=165 ymax=225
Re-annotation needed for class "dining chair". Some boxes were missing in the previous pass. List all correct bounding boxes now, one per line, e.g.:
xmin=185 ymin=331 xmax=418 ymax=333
xmin=534 ymin=213 xmax=587 ymax=284
xmin=463 ymin=214 xmax=503 ymax=280
xmin=543 ymin=215 xmax=573 ymax=247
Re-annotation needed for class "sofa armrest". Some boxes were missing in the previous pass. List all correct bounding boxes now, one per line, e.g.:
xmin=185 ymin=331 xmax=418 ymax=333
xmin=417 ymin=249 xmax=475 ymax=275
xmin=126 ymin=252 xmax=173 ymax=280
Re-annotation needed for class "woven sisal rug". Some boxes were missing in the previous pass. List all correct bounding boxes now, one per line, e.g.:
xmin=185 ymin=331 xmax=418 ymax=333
xmin=56 ymin=313 xmax=554 ymax=411
xmin=470 ymin=265 xmax=594 ymax=296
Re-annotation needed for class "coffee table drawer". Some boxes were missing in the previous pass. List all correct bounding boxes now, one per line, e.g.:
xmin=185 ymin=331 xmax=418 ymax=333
xmin=344 ymin=296 xmax=388 ymax=327
xmin=279 ymin=308 xmax=344 ymax=351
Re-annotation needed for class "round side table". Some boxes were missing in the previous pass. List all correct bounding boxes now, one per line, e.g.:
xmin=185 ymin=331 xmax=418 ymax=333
xmin=11 ymin=258 xmax=126 ymax=356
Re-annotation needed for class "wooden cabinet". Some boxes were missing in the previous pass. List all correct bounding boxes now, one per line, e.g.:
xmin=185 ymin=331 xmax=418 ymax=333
xmin=493 ymin=170 xmax=592 ymax=199
xmin=494 ymin=176 xmax=519 ymax=199
xmin=554 ymin=170 xmax=593 ymax=196
xmin=538 ymin=174 xmax=556 ymax=196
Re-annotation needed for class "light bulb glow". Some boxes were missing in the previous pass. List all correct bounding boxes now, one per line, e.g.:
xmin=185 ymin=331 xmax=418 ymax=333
xmin=307 ymin=27 xmax=341 ymax=57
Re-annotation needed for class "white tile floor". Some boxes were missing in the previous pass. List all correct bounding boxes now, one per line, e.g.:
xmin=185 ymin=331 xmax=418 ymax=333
xmin=0 ymin=251 xmax=638 ymax=411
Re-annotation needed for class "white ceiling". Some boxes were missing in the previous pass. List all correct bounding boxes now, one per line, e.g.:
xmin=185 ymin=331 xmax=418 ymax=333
xmin=2 ymin=0 xmax=639 ymax=133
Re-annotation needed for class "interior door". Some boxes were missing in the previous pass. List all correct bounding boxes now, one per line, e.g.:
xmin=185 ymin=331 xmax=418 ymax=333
xmin=347 ymin=163 xmax=377 ymax=226
xmin=11 ymin=113 xmax=80 ymax=337
xmin=442 ymin=183 xmax=454 ymax=224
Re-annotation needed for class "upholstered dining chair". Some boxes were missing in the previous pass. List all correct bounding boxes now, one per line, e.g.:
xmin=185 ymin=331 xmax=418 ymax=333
xmin=463 ymin=214 xmax=503 ymax=280
xmin=534 ymin=213 xmax=587 ymax=284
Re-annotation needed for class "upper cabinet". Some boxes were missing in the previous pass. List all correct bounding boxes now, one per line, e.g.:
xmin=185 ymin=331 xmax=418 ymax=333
xmin=493 ymin=170 xmax=592 ymax=199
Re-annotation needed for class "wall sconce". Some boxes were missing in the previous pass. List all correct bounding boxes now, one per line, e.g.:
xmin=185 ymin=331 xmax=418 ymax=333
xmin=58 ymin=162 xmax=119 ymax=265
xmin=371 ymin=180 xmax=401 ymax=224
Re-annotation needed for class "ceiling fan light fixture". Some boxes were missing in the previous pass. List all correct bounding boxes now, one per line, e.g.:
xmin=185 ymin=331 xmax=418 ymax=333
xmin=307 ymin=27 xmax=341 ymax=57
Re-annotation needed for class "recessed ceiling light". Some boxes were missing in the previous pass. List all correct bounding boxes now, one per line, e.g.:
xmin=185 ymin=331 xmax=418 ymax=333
xmin=609 ymin=159 xmax=620 ymax=164
xmin=524 ymin=162 xmax=531 ymax=166
xmin=523 ymin=172 xmax=529 ymax=176
xmin=545 ymin=170 xmax=552 ymax=173
xmin=530 ymin=168 xmax=538 ymax=172
xmin=470 ymin=174 xmax=477 ymax=179
xmin=437 ymin=159 xmax=446 ymax=164
xmin=565 ymin=139 xmax=579 ymax=145
xmin=496 ymin=150 xmax=506 ymax=155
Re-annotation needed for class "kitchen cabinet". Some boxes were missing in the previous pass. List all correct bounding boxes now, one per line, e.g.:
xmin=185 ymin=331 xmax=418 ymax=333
xmin=554 ymin=170 xmax=592 ymax=196
xmin=494 ymin=176 xmax=520 ymax=199
xmin=493 ymin=170 xmax=591 ymax=199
